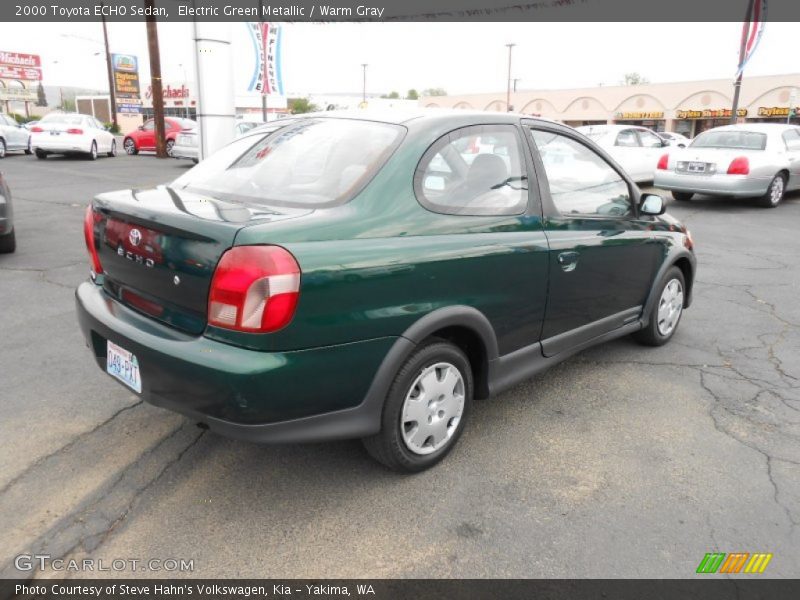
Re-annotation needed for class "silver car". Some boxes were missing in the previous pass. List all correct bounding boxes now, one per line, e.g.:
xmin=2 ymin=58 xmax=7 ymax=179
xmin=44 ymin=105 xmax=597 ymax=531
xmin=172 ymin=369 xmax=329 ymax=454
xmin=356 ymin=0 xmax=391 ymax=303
xmin=0 ymin=113 xmax=32 ymax=158
xmin=0 ymin=171 xmax=15 ymax=253
xmin=654 ymin=123 xmax=800 ymax=208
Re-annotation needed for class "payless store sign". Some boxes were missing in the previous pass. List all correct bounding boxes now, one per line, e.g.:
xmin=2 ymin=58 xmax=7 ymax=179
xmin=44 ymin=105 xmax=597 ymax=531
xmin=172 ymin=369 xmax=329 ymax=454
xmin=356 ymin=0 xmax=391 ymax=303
xmin=676 ymin=108 xmax=748 ymax=119
xmin=112 ymin=54 xmax=140 ymax=99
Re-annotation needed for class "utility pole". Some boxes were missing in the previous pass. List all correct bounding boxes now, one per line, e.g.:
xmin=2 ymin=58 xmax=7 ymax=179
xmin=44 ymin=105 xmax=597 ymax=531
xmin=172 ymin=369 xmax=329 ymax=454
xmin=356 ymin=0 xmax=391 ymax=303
xmin=145 ymin=0 xmax=167 ymax=157
xmin=361 ymin=63 xmax=368 ymax=104
xmin=100 ymin=7 xmax=117 ymax=129
xmin=731 ymin=0 xmax=755 ymax=125
xmin=505 ymin=43 xmax=515 ymax=112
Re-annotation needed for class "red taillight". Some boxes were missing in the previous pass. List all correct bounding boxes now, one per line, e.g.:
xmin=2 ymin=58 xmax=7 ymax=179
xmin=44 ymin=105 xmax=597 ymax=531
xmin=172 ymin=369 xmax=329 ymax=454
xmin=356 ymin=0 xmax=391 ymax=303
xmin=83 ymin=205 xmax=103 ymax=276
xmin=66 ymin=128 xmax=83 ymax=135
xmin=208 ymin=246 xmax=301 ymax=333
xmin=657 ymin=153 xmax=669 ymax=170
xmin=727 ymin=156 xmax=750 ymax=175
xmin=31 ymin=126 xmax=43 ymax=132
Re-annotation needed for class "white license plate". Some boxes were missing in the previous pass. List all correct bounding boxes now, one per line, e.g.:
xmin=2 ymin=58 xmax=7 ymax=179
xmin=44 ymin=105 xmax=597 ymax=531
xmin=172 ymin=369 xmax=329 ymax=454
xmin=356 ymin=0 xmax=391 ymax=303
xmin=106 ymin=341 xmax=142 ymax=393
xmin=688 ymin=162 xmax=706 ymax=173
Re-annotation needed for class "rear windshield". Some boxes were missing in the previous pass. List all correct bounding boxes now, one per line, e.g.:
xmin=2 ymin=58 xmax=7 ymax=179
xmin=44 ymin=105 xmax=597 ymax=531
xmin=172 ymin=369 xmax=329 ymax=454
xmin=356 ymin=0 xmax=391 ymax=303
xmin=41 ymin=114 xmax=84 ymax=125
xmin=172 ymin=118 xmax=404 ymax=208
xmin=174 ymin=118 xmax=197 ymax=129
xmin=691 ymin=130 xmax=767 ymax=150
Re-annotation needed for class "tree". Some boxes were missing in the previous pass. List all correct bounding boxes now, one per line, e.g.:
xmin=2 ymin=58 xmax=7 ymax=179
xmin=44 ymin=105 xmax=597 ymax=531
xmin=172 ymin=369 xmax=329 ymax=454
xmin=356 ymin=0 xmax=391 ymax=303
xmin=622 ymin=72 xmax=649 ymax=86
xmin=288 ymin=97 xmax=319 ymax=114
xmin=36 ymin=82 xmax=47 ymax=107
xmin=423 ymin=87 xmax=447 ymax=97
xmin=381 ymin=91 xmax=400 ymax=99
xmin=406 ymin=89 xmax=419 ymax=100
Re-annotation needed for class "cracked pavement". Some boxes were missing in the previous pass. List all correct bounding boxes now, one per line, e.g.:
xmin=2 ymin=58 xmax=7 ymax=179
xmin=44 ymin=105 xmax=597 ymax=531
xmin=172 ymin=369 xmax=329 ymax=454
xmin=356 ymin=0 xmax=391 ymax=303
xmin=0 ymin=154 xmax=798 ymax=578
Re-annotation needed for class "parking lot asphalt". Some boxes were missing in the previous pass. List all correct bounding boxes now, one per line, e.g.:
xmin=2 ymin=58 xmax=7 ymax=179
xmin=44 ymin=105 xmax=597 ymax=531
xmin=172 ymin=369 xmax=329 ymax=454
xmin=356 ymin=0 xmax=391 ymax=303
xmin=1 ymin=152 xmax=799 ymax=579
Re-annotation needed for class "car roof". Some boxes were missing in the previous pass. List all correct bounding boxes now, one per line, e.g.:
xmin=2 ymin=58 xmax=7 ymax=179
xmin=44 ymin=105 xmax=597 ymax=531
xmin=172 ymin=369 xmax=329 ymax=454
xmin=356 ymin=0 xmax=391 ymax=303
xmin=280 ymin=108 xmax=561 ymax=128
xmin=700 ymin=123 xmax=798 ymax=134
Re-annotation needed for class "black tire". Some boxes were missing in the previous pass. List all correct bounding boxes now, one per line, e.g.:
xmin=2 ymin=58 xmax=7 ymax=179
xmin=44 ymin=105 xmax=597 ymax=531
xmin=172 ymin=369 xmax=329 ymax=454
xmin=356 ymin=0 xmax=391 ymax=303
xmin=362 ymin=340 xmax=473 ymax=472
xmin=757 ymin=173 xmax=786 ymax=208
xmin=123 ymin=138 xmax=138 ymax=155
xmin=166 ymin=139 xmax=175 ymax=157
xmin=672 ymin=191 xmax=693 ymax=202
xmin=0 ymin=228 xmax=16 ymax=254
xmin=108 ymin=139 xmax=117 ymax=157
xmin=633 ymin=266 xmax=686 ymax=347
xmin=24 ymin=140 xmax=32 ymax=155
xmin=0 ymin=138 xmax=6 ymax=159
xmin=35 ymin=149 xmax=47 ymax=159
xmin=192 ymin=158 xmax=199 ymax=165
xmin=87 ymin=141 xmax=98 ymax=161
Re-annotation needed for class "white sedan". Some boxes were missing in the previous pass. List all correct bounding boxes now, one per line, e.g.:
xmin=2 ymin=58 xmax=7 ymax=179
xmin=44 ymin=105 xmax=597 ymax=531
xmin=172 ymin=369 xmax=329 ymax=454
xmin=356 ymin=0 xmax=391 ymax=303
xmin=30 ymin=113 xmax=117 ymax=160
xmin=659 ymin=131 xmax=691 ymax=148
xmin=575 ymin=124 xmax=670 ymax=183
xmin=172 ymin=120 xmax=263 ymax=164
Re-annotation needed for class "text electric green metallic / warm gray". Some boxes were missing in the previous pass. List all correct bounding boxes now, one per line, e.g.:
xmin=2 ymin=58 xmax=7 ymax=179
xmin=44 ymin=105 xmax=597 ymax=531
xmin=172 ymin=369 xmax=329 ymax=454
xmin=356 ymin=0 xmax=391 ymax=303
xmin=76 ymin=111 xmax=696 ymax=471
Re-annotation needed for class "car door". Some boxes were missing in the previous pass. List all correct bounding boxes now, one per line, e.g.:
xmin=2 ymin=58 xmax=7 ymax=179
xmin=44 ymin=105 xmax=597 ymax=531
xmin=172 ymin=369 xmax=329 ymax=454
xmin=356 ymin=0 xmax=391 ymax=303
xmin=636 ymin=128 xmax=668 ymax=181
xmin=525 ymin=123 xmax=662 ymax=356
xmin=1 ymin=115 xmax=25 ymax=149
xmin=781 ymin=129 xmax=800 ymax=190
xmin=139 ymin=119 xmax=156 ymax=150
xmin=610 ymin=128 xmax=644 ymax=181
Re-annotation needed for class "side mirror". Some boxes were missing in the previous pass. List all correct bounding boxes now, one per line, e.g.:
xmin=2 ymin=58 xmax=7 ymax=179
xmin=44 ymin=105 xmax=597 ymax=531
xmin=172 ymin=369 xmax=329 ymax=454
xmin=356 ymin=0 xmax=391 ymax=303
xmin=640 ymin=193 xmax=666 ymax=216
xmin=137 ymin=125 xmax=144 ymax=131
xmin=677 ymin=143 xmax=686 ymax=149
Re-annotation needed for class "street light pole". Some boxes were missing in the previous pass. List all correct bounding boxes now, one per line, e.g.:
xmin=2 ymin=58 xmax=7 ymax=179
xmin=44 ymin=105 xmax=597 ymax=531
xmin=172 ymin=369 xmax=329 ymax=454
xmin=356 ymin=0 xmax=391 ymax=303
xmin=731 ymin=0 xmax=755 ymax=125
xmin=100 ymin=7 xmax=118 ymax=129
xmin=505 ymin=43 xmax=515 ymax=112
xmin=361 ymin=63 xmax=368 ymax=105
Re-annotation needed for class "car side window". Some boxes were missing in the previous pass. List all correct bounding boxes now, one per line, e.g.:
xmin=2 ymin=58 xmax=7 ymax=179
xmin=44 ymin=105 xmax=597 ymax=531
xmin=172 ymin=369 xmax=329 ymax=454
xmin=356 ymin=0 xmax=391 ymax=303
xmin=142 ymin=120 xmax=155 ymax=131
xmin=530 ymin=129 xmax=632 ymax=217
xmin=614 ymin=129 xmax=640 ymax=147
xmin=782 ymin=129 xmax=800 ymax=151
xmin=638 ymin=129 xmax=664 ymax=148
xmin=414 ymin=124 xmax=529 ymax=216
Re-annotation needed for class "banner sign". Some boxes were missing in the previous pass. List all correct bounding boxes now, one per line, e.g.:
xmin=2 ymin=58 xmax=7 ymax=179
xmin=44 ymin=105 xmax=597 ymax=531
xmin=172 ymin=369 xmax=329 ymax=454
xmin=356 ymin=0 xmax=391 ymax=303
xmin=247 ymin=22 xmax=284 ymax=96
xmin=0 ymin=87 xmax=37 ymax=102
xmin=0 ymin=51 xmax=42 ymax=81
xmin=112 ymin=53 xmax=140 ymax=99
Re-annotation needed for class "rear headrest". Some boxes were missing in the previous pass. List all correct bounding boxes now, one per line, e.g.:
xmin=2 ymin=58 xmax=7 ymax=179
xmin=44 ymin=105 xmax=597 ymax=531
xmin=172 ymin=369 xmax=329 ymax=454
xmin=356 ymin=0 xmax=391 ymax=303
xmin=466 ymin=154 xmax=508 ymax=190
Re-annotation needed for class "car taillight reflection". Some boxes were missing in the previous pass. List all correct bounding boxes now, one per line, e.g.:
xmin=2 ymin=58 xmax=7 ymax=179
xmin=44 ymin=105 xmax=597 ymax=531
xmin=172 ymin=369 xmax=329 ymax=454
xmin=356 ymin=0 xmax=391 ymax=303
xmin=83 ymin=205 xmax=104 ymax=277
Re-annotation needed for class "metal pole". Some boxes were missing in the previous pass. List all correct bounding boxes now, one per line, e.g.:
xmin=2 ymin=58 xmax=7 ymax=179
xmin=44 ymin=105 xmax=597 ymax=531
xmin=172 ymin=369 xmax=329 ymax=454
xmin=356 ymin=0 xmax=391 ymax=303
xmin=100 ymin=6 xmax=117 ymax=129
xmin=505 ymin=43 xmax=515 ymax=111
xmin=145 ymin=0 xmax=167 ymax=157
xmin=361 ymin=64 xmax=368 ymax=104
xmin=788 ymin=88 xmax=797 ymax=124
xmin=731 ymin=0 xmax=755 ymax=125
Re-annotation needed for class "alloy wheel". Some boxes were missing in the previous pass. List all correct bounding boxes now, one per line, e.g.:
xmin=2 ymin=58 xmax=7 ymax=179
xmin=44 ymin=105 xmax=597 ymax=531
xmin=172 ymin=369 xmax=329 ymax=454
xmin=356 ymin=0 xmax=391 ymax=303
xmin=0 ymin=139 xmax=5 ymax=158
xmin=401 ymin=362 xmax=465 ymax=455
xmin=770 ymin=176 xmax=784 ymax=205
xmin=124 ymin=139 xmax=135 ymax=155
xmin=657 ymin=278 xmax=684 ymax=337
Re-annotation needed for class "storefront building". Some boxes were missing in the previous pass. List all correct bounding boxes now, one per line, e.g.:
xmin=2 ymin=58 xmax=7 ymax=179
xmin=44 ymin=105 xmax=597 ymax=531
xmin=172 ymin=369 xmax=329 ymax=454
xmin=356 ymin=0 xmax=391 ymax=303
xmin=421 ymin=73 xmax=800 ymax=137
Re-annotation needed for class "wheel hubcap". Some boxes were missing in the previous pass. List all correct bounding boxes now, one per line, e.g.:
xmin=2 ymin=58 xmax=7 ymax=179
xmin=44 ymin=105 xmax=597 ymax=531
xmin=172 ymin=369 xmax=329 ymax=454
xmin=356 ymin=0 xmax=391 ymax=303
xmin=771 ymin=178 xmax=784 ymax=204
xmin=657 ymin=278 xmax=684 ymax=337
xmin=401 ymin=362 xmax=465 ymax=455
xmin=124 ymin=140 xmax=134 ymax=154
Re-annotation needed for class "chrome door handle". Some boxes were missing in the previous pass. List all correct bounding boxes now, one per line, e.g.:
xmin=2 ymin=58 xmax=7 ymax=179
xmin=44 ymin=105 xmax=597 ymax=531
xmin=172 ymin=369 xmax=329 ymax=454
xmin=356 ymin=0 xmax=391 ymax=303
xmin=558 ymin=251 xmax=579 ymax=272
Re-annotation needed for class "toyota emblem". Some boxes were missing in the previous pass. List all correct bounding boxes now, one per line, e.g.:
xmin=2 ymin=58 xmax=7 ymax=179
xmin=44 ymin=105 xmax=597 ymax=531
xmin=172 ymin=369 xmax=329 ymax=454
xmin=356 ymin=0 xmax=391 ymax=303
xmin=129 ymin=229 xmax=142 ymax=247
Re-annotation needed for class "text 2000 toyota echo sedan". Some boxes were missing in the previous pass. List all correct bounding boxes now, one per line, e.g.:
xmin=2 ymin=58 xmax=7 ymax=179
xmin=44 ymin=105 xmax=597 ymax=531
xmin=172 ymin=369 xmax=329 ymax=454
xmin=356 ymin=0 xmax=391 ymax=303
xmin=77 ymin=111 xmax=696 ymax=471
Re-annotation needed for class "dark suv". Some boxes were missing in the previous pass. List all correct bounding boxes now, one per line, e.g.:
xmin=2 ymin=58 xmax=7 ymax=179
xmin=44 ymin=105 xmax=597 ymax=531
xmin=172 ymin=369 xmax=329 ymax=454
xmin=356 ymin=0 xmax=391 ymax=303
xmin=77 ymin=111 xmax=695 ymax=471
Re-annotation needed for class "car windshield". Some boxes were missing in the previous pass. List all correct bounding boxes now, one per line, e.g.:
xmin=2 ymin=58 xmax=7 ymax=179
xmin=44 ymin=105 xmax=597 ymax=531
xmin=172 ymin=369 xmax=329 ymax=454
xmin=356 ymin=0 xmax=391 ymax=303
xmin=172 ymin=118 xmax=404 ymax=208
xmin=691 ymin=130 xmax=767 ymax=150
xmin=41 ymin=114 xmax=84 ymax=125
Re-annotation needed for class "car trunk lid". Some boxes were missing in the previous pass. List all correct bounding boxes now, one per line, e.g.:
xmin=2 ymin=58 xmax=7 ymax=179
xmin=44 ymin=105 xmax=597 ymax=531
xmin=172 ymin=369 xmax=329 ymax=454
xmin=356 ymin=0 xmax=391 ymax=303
xmin=92 ymin=185 xmax=310 ymax=335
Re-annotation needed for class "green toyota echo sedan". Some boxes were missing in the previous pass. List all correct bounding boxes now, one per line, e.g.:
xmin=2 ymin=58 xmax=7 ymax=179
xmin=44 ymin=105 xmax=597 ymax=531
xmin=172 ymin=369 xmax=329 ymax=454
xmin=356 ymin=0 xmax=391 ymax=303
xmin=76 ymin=111 xmax=696 ymax=471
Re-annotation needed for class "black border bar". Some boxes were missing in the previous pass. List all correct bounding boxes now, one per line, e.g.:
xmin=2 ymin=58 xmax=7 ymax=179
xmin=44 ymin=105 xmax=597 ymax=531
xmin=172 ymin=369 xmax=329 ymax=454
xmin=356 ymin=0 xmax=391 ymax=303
xmin=3 ymin=0 xmax=800 ymax=22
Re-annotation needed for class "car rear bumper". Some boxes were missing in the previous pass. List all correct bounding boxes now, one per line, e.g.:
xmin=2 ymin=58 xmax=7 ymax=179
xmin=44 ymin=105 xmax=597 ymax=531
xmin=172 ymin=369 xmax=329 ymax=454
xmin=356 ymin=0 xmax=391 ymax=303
xmin=75 ymin=280 xmax=399 ymax=443
xmin=32 ymin=136 xmax=93 ymax=154
xmin=654 ymin=171 xmax=772 ymax=197
xmin=171 ymin=144 xmax=198 ymax=160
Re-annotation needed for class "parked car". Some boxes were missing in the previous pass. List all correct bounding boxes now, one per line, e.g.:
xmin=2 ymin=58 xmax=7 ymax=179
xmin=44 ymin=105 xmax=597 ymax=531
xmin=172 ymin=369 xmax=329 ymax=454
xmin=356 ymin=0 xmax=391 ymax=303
xmin=0 ymin=113 xmax=32 ymax=158
xmin=654 ymin=123 xmax=800 ymax=208
xmin=0 ymin=171 xmax=15 ymax=253
xmin=658 ymin=131 xmax=691 ymax=148
xmin=77 ymin=111 xmax=696 ymax=472
xmin=24 ymin=120 xmax=39 ymax=131
xmin=576 ymin=124 xmax=670 ymax=182
xmin=30 ymin=113 xmax=116 ymax=160
xmin=123 ymin=117 xmax=196 ymax=157
xmin=172 ymin=120 xmax=263 ymax=163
